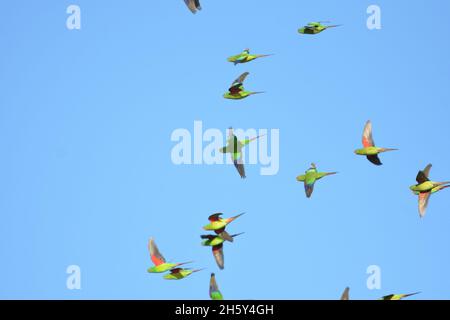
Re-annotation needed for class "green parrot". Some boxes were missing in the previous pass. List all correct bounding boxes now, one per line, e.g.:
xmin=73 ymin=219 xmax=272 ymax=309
xmin=223 ymin=72 xmax=264 ymax=100
xmin=298 ymin=21 xmax=342 ymax=34
xmin=209 ymin=273 xmax=224 ymax=300
xmin=227 ymin=49 xmax=273 ymax=66
xmin=184 ymin=0 xmax=201 ymax=14
xmin=380 ymin=292 xmax=420 ymax=300
xmin=410 ymin=164 xmax=450 ymax=217
xmin=147 ymin=238 xmax=192 ymax=273
xmin=296 ymin=163 xmax=337 ymax=198
xmin=219 ymin=127 xmax=263 ymax=179
xmin=203 ymin=212 xmax=245 ymax=240
xmin=163 ymin=267 xmax=204 ymax=280
xmin=340 ymin=287 xmax=350 ymax=300
xmin=354 ymin=120 xmax=398 ymax=165
xmin=201 ymin=232 xmax=244 ymax=247
xmin=201 ymin=233 xmax=244 ymax=270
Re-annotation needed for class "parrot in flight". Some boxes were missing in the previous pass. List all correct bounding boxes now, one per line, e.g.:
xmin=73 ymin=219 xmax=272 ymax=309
xmin=220 ymin=127 xmax=263 ymax=179
xmin=340 ymin=287 xmax=350 ymax=300
xmin=223 ymin=72 xmax=264 ymax=100
xmin=379 ymin=292 xmax=420 ymax=300
xmin=354 ymin=120 xmax=398 ymax=166
xmin=296 ymin=163 xmax=337 ymax=198
xmin=201 ymin=233 xmax=244 ymax=270
xmin=209 ymin=273 xmax=224 ymax=300
xmin=298 ymin=21 xmax=342 ymax=34
xmin=147 ymin=238 xmax=192 ymax=273
xmin=184 ymin=0 xmax=201 ymax=14
xmin=203 ymin=212 xmax=245 ymax=241
xmin=163 ymin=267 xmax=204 ymax=280
xmin=410 ymin=164 xmax=450 ymax=217
xmin=227 ymin=49 xmax=273 ymax=65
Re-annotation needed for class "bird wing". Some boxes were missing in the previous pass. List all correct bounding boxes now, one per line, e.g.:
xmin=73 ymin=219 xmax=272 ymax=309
xmin=209 ymin=273 xmax=220 ymax=297
xmin=367 ymin=155 xmax=382 ymax=166
xmin=232 ymin=72 xmax=249 ymax=86
xmin=194 ymin=0 xmax=201 ymax=10
xmin=418 ymin=192 xmax=431 ymax=218
xmin=148 ymin=238 xmax=166 ymax=266
xmin=362 ymin=120 xmax=375 ymax=147
xmin=228 ymin=84 xmax=243 ymax=95
xmin=184 ymin=0 xmax=197 ymax=13
xmin=340 ymin=287 xmax=350 ymax=300
xmin=233 ymin=158 xmax=246 ymax=179
xmin=423 ymin=164 xmax=432 ymax=179
xmin=304 ymin=181 xmax=315 ymax=198
xmin=212 ymin=244 xmax=224 ymax=269
xmin=208 ymin=213 xmax=223 ymax=222
xmin=229 ymin=72 xmax=249 ymax=93
xmin=218 ymin=230 xmax=234 ymax=242
xmin=416 ymin=170 xmax=430 ymax=184
xmin=170 ymin=267 xmax=182 ymax=274
xmin=200 ymin=235 xmax=216 ymax=240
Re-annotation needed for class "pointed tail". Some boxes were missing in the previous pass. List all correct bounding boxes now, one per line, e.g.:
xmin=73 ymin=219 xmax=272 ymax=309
xmin=176 ymin=260 xmax=194 ymax=267
xmin=227 ymin=212 xmax=246 ymax=223
xmin=380 ymin=148 xmax=398 ymax=153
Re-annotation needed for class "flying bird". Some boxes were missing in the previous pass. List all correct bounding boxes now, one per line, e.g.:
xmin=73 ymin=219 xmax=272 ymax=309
xmin=163 ymin=267 xmax=204 ymax=280
xmin=201 ymin=233 xmax=244 ymax=270
xmin=209 ymin=273 xmax=224 ymax=300
xmin=296 ymin=163 xmax=337 ymax=198
xmin=410 ymin=164 xmax=450 ymax=217
xmin=340 ymin=287 xmax=350 ymax=300
xmin=380 ymin=292 xmax=420 ymax=300
xmin=147 ymin=238 xmax=192 ymax=273
xmin=223 ymin=72 xmax=264 ymax=100
xmin=354 ymin=120 xmax=398 ymax=165
xmin=220 ymin=127 xmax=263 ymax=179
xmin=203 ymin=212 xmax=246 ymax=241
xmin=298 ymin=21 xmax=342 ymax=34
xmin=227 ymin=49 xmax=273 ymax=65
xmin=184 ymin=0 xmax=201 ymax=14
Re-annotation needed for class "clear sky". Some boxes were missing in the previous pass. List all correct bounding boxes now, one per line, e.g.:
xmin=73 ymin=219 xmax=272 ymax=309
xmin=1 ymin=0 xmax=450 ymax=300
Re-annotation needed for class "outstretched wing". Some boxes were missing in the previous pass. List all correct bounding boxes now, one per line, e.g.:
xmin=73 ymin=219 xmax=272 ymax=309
xmin=184 ymin=0 xmax=201 ymax=13
xmin=416 ymin=170 xmax=430 ymax=184
xmin=304 ymin=181 xmax=315 ymax=198
xmin=362 ymin=120 xmax=375 ymax=148
xmin=209 ymin=273 xmax=220 ymax=298
xmin=200 ymin=234 xmax=216 ymax=240
xmin=423 ymin=164 xmax=432 ymax=179
xmin=233 ymin=159 xmax=246 ymax=179
xmin=418 ymin=192 xmax=431 ymax=218
xmin=340 ymin=287 xmax=350 ymax=300
xmin=367 ymin=155 xmax=382 ymax=166
xmin=148 ymin=238 xmax=166 ymax=266
xmin=232 ymin=72 xmax=249 ymax=86
xmin=208 ymin=213 xmax=223 ymax=222
xmin=229 ymin=72 xmax=249 ymax=94
xmin=218 ymin=230 xmax=234 ymax=242
xmin=212 ymin=244 xmax=224 ymax=269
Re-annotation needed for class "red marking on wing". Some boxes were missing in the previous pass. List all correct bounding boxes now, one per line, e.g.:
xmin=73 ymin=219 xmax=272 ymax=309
xmin=151 ymin=255 xmax=165 ymax=266
xmin=208 ymin=213 xmax=222 ymax=222
xmin=362 ymin=137 xmax=373 ymax=148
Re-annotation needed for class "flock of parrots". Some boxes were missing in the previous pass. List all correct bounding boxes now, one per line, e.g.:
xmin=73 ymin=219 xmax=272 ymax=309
xmin=145 ymin=1 xmax=449 ymax=300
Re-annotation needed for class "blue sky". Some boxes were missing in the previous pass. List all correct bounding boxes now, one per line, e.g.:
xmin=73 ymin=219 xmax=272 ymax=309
xmin=1 ymin=0 xmax=450 ymax=299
